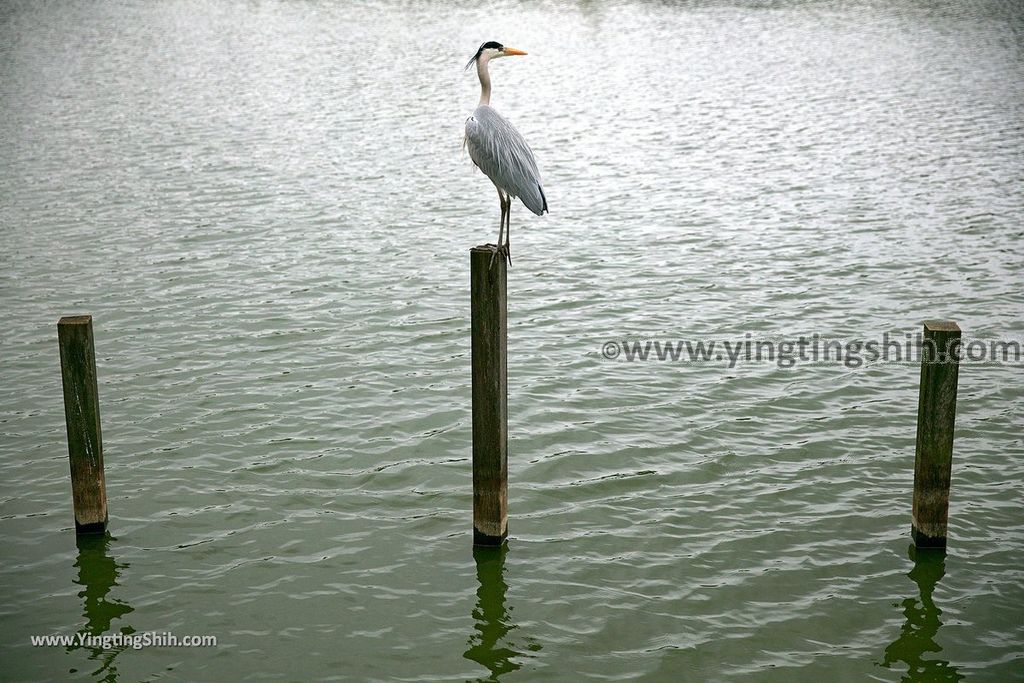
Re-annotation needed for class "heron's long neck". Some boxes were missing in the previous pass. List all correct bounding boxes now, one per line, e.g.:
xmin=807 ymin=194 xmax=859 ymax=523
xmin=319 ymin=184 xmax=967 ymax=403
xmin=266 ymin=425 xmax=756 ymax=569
xmin=477 ymin=58 xmax=491 ymax=106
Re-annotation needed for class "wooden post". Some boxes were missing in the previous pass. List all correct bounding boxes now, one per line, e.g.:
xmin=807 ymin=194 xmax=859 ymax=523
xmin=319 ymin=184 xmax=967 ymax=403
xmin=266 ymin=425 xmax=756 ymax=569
xmin=471 ymin=247 xmax=508 ymax=547
xmin=58 ymin=315 xmax=108 ymax=534
xmin=912 ymin=320 xmax=961 ymax=548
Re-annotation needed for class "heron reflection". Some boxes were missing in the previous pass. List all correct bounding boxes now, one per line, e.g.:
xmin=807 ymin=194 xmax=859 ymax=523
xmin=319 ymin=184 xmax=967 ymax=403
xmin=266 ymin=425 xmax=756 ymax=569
xmin=464 ymin=545 xmax=540 ymax=681
xmin=881 ymin=545 xmax=963 ymax=682
xmin=67 ymin=533 xmax=133 ymax=683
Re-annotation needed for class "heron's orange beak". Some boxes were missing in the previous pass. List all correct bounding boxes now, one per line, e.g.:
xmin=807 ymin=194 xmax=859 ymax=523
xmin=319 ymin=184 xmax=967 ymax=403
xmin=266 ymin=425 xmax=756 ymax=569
xmin=504 ymin=48 xmax=528 ymax=56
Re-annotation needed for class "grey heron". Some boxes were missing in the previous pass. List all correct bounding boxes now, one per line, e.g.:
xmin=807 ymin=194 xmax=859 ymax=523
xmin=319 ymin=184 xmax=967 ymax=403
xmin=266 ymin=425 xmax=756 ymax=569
xmin=464 ymin=41 xmax=548 ymax=266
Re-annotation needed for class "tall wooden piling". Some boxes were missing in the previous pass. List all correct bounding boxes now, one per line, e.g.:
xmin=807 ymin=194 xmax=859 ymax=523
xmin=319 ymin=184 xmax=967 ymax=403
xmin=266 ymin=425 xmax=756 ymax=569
xmin=470 ymin=247 xmax=508 ymax=546
xmin=911 ymin=320 xmax=961 ymax=549
xmin=58 ymin=315 xmax=108 ymax=534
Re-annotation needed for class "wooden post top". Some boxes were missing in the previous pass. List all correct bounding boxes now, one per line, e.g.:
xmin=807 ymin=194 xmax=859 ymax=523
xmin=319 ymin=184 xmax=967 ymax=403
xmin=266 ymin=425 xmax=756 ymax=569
xmin=923 ymin=320 xmax=961 ymax=333
xmin=59 ymin=315 xmax=93 ymax=326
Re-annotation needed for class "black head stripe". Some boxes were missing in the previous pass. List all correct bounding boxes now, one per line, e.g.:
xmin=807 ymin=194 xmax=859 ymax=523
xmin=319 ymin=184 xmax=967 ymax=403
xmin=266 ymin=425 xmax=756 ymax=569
xmin=466 ymin=41 xmax=504 ymax=70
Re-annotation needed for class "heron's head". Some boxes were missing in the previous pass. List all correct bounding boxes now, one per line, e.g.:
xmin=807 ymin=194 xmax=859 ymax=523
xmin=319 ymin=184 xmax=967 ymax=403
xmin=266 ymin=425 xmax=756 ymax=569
xmin=465 ymin=41 xmax=527 ymax=70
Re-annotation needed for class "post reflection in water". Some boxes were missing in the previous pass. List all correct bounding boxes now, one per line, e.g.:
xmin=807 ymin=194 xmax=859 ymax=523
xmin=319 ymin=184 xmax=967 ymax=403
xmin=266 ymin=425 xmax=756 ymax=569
xmin=881 ymin=545 xmax=963 ymax=682
xmin=67 ymin=533 xmax=134 ymax=683
xmin=464 ymin=545 xmax=540 ymax=681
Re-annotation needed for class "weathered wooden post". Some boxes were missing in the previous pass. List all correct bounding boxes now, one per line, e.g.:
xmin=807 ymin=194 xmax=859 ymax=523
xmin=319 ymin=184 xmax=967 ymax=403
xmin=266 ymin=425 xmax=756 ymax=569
xmin=470 ymin=247 xmax=508 ymax=546
xmin=911 ymin=320 xmax=961 ymax=548
xmin=58 ymin=315 xmax=108 ymax=534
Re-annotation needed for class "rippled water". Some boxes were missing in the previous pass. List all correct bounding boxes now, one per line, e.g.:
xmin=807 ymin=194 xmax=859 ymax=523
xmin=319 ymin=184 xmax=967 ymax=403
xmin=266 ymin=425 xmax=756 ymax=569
xmin=2 ymin=0 xmax=1023 ymax=680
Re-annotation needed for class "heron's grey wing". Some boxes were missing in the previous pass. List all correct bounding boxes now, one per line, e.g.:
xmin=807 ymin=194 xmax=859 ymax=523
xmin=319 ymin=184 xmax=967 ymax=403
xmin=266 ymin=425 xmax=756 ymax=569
xmin=465 ymin=106 xmax=547 ymax=216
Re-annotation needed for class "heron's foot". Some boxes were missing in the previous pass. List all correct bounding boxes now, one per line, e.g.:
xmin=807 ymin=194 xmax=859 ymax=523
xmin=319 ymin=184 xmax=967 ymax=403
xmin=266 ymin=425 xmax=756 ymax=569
xmin=488 ymin=243 xmax=511 ymax=269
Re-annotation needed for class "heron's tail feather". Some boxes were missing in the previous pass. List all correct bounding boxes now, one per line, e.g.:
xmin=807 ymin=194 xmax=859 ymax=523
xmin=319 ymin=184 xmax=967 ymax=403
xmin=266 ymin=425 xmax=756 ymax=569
xmin=520 ymin=183 xmax=547 ymax=216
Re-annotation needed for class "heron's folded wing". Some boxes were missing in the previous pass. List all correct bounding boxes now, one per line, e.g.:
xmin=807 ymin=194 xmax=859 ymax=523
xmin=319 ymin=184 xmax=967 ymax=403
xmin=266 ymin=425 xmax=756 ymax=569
xmin=465 ymin=106 xmax=547 ymax=216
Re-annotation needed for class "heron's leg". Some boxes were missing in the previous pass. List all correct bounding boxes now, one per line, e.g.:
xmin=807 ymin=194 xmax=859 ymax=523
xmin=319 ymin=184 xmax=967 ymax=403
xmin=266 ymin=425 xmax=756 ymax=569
xmin=503 ymin=195 xmax=512 ymax=266
xmin=490 ymin=189 xmax=508 ymax=268
xmin=497 ymin=191 xmax=506 ymax=249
